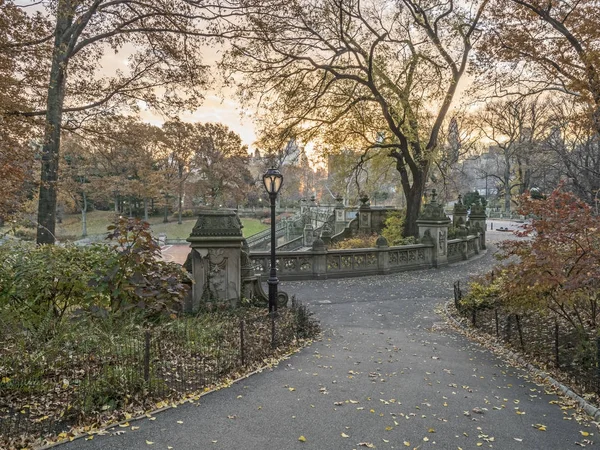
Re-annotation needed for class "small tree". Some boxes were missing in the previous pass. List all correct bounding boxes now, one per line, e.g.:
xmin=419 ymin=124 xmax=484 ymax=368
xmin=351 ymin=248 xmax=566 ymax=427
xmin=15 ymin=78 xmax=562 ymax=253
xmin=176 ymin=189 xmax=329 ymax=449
xmin=497 ymin=188 xmax=600 ymax=331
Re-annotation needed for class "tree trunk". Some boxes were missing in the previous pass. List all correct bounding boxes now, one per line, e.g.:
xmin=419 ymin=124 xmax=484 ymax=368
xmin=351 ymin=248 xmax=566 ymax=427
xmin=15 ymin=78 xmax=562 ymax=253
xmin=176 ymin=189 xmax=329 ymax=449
xmin=81 ymin=191 xmax=88 ymax=237
xmin=403 ymin=182 xmax=424 ymax=238
xmin=144 ymin=198 xmax=149 ymax=221
xmin=36 ymin=1 xmax=73 ymax=245
xmin=114 ymin=192 xmax=119 ymax=213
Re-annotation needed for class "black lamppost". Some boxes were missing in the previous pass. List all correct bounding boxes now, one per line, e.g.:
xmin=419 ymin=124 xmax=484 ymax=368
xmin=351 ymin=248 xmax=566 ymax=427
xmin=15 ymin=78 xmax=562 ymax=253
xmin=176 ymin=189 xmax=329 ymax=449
xmin=262 ymin=168 xmax=284 ymax=312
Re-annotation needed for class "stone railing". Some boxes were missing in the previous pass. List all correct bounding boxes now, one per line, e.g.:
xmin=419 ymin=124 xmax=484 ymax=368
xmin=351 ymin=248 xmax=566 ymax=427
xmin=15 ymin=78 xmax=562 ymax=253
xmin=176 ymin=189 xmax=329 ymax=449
xmin=276 ymin=235 xmax=304 ymax=251
xmin=249 ymin=232 xmax=483 ymax=281
xmin=447 ymin=235 xmax=482 ymax=264
xmin=250 ymin=242 xmax=435 ymax=281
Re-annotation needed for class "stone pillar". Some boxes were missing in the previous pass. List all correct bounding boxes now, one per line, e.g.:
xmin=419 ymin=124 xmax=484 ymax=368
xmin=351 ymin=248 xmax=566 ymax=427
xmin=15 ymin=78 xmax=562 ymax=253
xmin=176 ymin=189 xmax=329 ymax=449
xmin=303 ymin=223 xmax=315 ymax=247
xmin=416 ymin=189 xmax=451 ymax=268
xmin=312 ymin=238 xmax=327 ymax=279
xmin=334 ymin=194 xmax=346 ymax=234
xmin=469 ymin=198 xmax=487 ymax=250
xmin=186 ymin=210 xmax=244 ymax=312
xmin=320 ymin=222 xmax=333 ymax=246
xmin=358 ymin=194 xmax=372 ymax=232
xmin=453 ymin=194 xmax=468 ymax=228
xmin=376 ymin=235 xmax=390 ymax=275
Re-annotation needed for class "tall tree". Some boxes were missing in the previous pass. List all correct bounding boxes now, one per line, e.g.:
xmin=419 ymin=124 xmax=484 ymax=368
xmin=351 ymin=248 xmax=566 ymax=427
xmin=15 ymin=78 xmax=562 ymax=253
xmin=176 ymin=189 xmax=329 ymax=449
xmin=191 ymin=123 xmax=252 ymax=207
xmin=163 ymin=119 xmax=198 ymax=224
xmin=0 ymin=2 xmax=46 ymax=221
xmin=475 ymin=97 xmax=550 ymax=211
xmin=224 ymin=0 xmax=488 ymax=236
xmin=5 ymin=0 xmax=229 ymax=244
xmin=482 ymin=0 xmax=600 ymax=133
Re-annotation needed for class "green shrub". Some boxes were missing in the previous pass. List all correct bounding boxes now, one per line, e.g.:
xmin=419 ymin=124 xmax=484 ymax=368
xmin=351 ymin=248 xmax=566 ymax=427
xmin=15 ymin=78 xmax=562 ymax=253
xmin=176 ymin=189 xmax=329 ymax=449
xmin=0 ymin=241 xmax=113 ymax=336
xmin=381 ymin=210 xmax=417 ymax=246
xmin=381 ymin=210 xmax=405 ymax=246
xmin=459 ymin=274 xmax=501 ymax=313
xmin=88 ymin=217 xmax=191 ymax=321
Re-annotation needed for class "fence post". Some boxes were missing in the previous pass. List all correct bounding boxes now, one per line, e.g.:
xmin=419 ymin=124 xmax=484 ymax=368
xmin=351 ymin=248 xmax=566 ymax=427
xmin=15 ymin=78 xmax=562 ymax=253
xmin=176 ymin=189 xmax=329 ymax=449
xmin=515 ymin=315 xmax=524 ymax=350
xmin=144 ymin=330 xmax=151 ymax=384
xmin=240 ymin=320 xmax=245 ymax=366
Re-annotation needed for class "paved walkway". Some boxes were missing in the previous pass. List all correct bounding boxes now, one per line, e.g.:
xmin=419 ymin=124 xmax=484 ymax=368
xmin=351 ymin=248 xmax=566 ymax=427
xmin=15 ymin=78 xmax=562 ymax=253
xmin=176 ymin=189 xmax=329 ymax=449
xmin=60 ymin=229 xmax=596 ymax=449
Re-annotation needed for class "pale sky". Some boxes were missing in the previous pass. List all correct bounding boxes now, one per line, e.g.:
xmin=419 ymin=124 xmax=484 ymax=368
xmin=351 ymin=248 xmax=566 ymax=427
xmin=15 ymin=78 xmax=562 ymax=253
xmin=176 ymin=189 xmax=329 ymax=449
xmin=100 ymin=43 xmax=259 ymax=153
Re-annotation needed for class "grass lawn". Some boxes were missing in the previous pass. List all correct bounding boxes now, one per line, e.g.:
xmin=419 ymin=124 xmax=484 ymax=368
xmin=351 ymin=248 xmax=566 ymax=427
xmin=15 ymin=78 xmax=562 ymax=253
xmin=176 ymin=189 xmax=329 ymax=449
xmin=2 ymin=211 xmax=268 ymax=240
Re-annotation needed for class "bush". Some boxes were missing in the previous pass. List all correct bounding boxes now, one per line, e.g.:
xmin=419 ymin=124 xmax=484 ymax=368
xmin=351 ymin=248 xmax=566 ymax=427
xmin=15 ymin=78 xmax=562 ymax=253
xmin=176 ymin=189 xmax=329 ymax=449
xmin=330 ymin=233 xmax=378 ymax=249
xmin=380 ymin=210 xmax=417 ymax=246
xmin=381 ymin=210 xmax=405 ymax=245
xmin=88 ymin=217 xmax=191 ymax=321
xmin=0 ymin=240 xmax=113 ymax=336
xmin=0 ymin=217 xmax=192 ymax=337
xmin=459 ymin=273 xmax=501 ymax=313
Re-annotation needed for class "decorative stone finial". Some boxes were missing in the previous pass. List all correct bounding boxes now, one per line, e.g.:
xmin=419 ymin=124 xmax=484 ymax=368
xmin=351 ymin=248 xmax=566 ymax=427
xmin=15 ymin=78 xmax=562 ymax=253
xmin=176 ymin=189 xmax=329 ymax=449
xmin=430 ymin=189 xmax=438 ymax=204
xmin=376 ymin=235 xmax=389 ymax=248
xmin=312 ymin=237 xmax=326 ymax=251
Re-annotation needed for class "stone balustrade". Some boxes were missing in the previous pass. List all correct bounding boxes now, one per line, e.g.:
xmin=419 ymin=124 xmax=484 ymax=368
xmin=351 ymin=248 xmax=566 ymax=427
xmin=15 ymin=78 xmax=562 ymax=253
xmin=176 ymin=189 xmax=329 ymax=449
xmin=249 ymin=239 xmax=478 ymax=281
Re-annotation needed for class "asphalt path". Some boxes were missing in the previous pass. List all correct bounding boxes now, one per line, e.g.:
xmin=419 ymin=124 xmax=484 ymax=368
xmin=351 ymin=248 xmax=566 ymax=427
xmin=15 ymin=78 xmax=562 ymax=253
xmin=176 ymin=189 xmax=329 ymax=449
xmin=59 ymin=228 xmax=596 ymax=450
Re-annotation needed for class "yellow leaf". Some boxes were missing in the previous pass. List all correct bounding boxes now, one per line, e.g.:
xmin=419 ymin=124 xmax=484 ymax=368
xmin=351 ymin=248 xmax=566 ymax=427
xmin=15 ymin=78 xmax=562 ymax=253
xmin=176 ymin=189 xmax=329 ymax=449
xmin=580 ymin=431 xmax=590 ymax=437
xmin=1 ymin=376 xmax=10 ymax=383
xmin=298 ymin=436 xmax=307 ymax=442
xmin=428 ymin=428 xmax=435 ymax=433
xmin=146 ymin=440 xmax=154 ymax=445
xmin=404 ymin=441 xmax=410 ymax=447
xmin=131 ymin=426 xmax=140 ymax=431
xmin=477 ymin=443 xmax=482 ymax=447
xmin=119 ymin=422 xmax=130 ymax=428
xmin=370 ymin=409 xmax=375 ymax=413
xmin=85 ymin=436 xmax=94 ymax=441
xmin=341 ymin=433 xmax=350 ymax=438
xmin=288 ymin=387 xmax=296 ymax=391
xmin=385 ymin=426 xmax=393 ymax=431
xmin=148 ymin=417 xmax=156 ymax=421
xmin=177 ymin=421 xmax=183 ymax=424
xmin=423 ymin=437 xmax=430 ymax=442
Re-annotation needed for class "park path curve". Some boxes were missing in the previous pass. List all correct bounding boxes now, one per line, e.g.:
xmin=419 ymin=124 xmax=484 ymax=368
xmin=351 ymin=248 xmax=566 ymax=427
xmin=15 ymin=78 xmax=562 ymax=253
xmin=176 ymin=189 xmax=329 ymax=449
xmin=58 ymin=229 xmax=596 ymax=450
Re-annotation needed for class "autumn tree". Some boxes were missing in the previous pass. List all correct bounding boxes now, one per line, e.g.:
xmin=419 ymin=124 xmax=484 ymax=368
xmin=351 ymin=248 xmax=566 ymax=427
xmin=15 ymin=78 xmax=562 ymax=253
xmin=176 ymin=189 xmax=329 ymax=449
xmin=0 ymin=2 xmax=47 ymax=222
xmin=474 ymin=97 xmax=551 ymax=211
xmin=498 ymin=188 xmax=600 ymax=331
xmin=4 ymin=0 xmax=234 ymax=244
xmin=189 ymin=123 xmax=252 ymax=208
xmin=224 ymin=0 xmax=488 ymax=236
xmin=482 ymin=0 xmax=600 ymax=133
xmin=163 ymin=119 xmax=199 ymax=224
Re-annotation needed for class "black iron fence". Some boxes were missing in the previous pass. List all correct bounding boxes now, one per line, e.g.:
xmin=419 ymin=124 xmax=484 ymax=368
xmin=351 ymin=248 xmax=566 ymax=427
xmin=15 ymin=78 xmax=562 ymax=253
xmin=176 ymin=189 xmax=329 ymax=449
xmin=0 ymin=304 xmax=317 ymax=447
xmin=453 ymin=281 xmax=600 ymax=397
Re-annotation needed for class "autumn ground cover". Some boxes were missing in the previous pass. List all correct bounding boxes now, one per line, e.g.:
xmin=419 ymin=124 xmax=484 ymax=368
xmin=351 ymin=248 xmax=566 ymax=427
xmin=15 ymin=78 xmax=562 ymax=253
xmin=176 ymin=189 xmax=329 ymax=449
xmin=0 ymin=218 xmax=318 ymax=449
